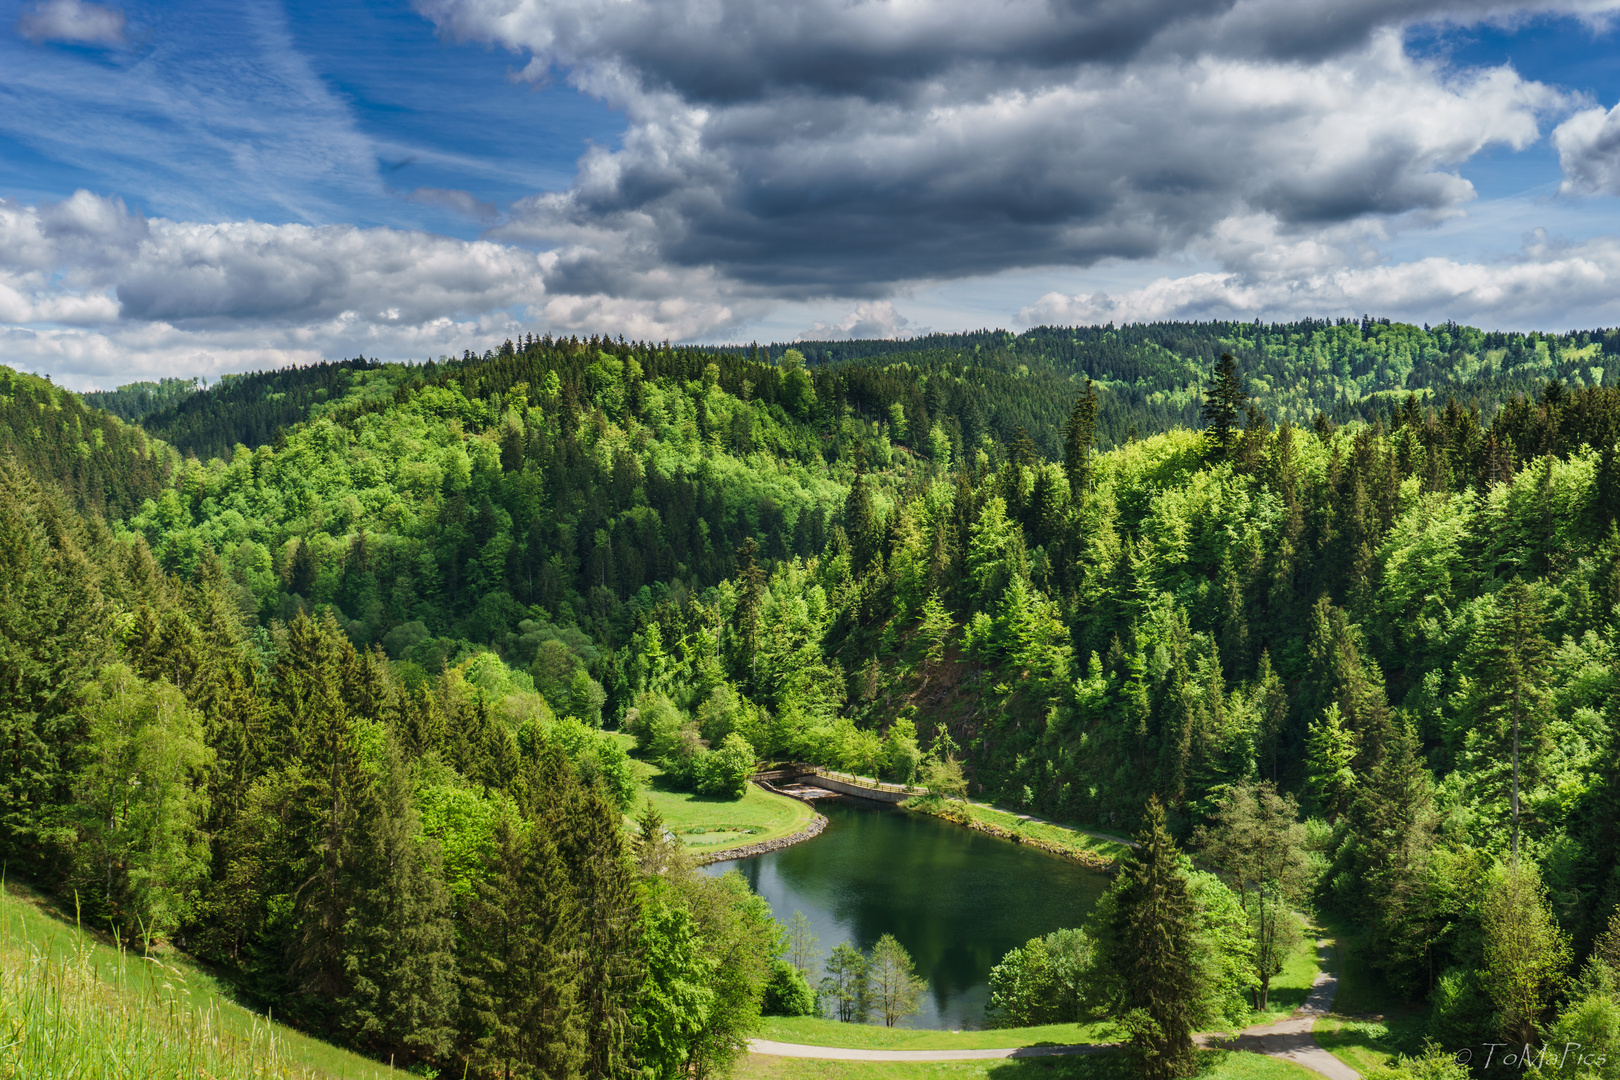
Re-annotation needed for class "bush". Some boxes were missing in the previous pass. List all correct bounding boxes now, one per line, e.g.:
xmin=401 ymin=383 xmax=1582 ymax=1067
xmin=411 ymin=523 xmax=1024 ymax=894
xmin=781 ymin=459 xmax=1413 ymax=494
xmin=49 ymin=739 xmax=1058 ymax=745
xmin=1427 ymin=966 xmax=1498 ymax=1052
xmin=763 ymin=960 xmax=816 ymax=1016
xmin=696 ymin=733 xmax=755 ymax=799
xmin=1366 ymin=1044 xmax=1472 ymax=1080
xmin=986 ymin=928 xmax=1094 ymax=1027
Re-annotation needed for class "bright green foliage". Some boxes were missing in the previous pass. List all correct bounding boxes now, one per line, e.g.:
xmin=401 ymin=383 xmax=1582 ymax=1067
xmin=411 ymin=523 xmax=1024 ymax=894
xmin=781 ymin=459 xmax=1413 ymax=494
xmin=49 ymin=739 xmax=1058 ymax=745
xmin=986 ymin=927 xmax=1094 ymax=1028
xmin=21 ymin=322 xmax=1620 ymax=1071
xmin=820 ymin=943 xmax=870 ymax=1023
xmin=1364 ymin=1043 xmax=1474 ymax=1080
xmin=698 ymin=732 xmax=756 ymax=798
xmin=637 ymin=891 xmax=715 ymax=1080
xmin=65 ymin=664 xmax=211 ymax=940
xmin=1482 ymin=862 xmax=1571 ymax=1045
xmin=1305 ymin=705 xmax=1357 ymax=822
xmin=1196 ymin=780 xmax=1312 ymax=1010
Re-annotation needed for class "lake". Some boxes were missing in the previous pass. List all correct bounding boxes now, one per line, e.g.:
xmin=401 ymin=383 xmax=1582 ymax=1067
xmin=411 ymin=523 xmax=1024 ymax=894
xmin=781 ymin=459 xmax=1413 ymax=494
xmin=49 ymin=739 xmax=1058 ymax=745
xmin=706 ymin=797 xmax=1110 ymax=1029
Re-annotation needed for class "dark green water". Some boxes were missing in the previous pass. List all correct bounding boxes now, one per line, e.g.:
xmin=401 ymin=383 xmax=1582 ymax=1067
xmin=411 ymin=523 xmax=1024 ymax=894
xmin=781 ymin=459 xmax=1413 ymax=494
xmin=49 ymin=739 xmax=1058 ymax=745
xmin=707 ymin=798 xmax=1109 ymax=1029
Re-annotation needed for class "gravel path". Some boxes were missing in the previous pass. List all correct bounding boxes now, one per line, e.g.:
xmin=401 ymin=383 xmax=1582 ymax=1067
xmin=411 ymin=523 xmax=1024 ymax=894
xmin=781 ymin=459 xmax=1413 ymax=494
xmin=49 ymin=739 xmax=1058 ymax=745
xmin=1202 ymin=941 xmax=1360 ymax=1080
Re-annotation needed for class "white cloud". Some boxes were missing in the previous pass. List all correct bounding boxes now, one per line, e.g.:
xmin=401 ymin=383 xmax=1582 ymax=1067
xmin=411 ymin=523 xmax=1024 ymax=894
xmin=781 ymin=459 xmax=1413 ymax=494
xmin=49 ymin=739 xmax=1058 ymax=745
xmin=16 ymin=0 xmax=125 ymax=47
xmin=1553 ymin=102 xmax=1620 ymax=195
xmin=0 ymin=191 xmax=752 ymax=387
xmin=1019 ymin=232 xmax=1620 ymax=330
xmin=800 ymin=301 xmax=915 ymax=340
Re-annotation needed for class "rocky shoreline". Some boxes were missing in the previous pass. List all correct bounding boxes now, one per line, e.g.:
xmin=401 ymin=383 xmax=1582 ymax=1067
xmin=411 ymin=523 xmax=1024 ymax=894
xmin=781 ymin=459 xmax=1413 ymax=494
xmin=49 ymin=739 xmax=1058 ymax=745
xmin=695 ymin=812 xmax=828 ymax=865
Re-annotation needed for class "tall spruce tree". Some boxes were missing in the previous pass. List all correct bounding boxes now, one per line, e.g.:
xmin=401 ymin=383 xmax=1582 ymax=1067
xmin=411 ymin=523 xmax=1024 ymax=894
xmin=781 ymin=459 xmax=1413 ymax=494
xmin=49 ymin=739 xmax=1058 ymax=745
xmin=555 ymin=782 xmax=644 ymax=1080
xmin=339 ymin=737 xmax=457 ymax=1066
xmin=1063 ymin=379 xmax=1100 ymax=500
xmin=1463 ymin=579 xmax=1551 ymax=860
xmin=1101 ymin=797 xmax=1203 ymax=1080
xmin=1201 ymin=353 xmax=1248 ymax=458
xmin=463 ymin=812 xmax=586 ymax=1080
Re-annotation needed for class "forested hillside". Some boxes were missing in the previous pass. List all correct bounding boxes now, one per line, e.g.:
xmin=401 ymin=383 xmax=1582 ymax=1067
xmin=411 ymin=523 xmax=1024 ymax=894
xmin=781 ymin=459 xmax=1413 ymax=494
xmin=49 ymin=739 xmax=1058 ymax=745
xmin=8 ymin=317 xmax=1620 ymax=1076
xmin=86 ymin=319 xmax=1620 ymax=467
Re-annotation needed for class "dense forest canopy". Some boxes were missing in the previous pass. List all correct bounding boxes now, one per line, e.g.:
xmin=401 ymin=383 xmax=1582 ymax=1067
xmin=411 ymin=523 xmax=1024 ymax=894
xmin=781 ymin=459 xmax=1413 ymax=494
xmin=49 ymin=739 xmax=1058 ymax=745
xmin=8 ymin=315 xmax=1620 ymax=1076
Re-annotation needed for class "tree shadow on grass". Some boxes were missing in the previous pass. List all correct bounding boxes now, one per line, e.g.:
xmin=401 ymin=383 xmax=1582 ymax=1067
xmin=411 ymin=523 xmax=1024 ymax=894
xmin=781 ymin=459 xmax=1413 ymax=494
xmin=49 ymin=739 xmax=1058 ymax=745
xmin=646 ymin=772 xmax=745 ymax=805
xmin=987 ymin=1050 xmax=1133 ymax=1080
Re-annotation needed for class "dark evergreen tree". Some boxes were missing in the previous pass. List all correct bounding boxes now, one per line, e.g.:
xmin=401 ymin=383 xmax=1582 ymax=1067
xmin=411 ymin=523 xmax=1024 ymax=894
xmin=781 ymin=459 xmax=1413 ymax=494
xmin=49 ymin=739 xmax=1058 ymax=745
xmin=1101 ymin=798 xmax=1202 ymax=1080
xmin=1460 ymin=579 xmax=1552 ymax=859
xmin=340 ymin=737 xmax=457 ymax=1066
xmin=462 ymin=813 xmax=586 ymax=1080
xmin=1063 ymin=379 xmax=1100 ymax=499
xmin=1201 ymin=353 xmax=1248 ymax=458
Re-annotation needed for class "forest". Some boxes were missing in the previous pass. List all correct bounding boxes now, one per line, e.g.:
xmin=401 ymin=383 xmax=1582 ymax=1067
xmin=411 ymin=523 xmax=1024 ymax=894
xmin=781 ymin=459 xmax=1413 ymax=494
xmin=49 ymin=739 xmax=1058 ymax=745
xmin=6 ymin=315 xmax=1620 ymax=1078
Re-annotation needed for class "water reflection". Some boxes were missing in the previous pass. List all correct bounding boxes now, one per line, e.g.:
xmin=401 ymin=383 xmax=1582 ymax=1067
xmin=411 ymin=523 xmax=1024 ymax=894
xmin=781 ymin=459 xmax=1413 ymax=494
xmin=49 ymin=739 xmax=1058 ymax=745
xmin=706 ymin=798 xmax=1109 ymax=1029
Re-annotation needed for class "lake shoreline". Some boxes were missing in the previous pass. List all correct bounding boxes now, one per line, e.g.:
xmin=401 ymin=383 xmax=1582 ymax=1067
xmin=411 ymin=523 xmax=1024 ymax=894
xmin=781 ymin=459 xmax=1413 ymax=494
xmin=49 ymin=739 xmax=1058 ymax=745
xmin=901 ymin=797 xmax=1124 ymax=872
xmin=697 ymin=811 xmax=829 ymax=865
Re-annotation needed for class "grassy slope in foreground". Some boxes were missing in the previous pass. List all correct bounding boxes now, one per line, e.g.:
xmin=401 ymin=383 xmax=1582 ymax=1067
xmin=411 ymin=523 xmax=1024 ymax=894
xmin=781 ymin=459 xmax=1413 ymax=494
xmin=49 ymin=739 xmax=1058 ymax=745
xmin=610 ymin=735 xmax=817 ymax=855
xmin=1 ymin=879 xmax=408 ymax=1080
xmin=738 ymin=1048 xmax=1318 ymax=1080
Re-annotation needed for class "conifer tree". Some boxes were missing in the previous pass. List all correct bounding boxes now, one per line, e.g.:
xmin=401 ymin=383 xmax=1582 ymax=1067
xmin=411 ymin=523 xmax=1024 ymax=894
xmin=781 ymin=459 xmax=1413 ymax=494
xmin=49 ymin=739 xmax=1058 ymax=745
xmin=1064 ymin=380 xmax=1100 ymax=499
xmin=1100 ymin=797 xmax=1202 ymax=1080
xmin=555 ymin=782 xmax=644 ymax=1080
xmin=844 ymin=467 xmax=879 ymax=573
xmin=1463 ymin=579 xmax=1551 ymax=860
xmin=1201 ymin=354 xmax=1248 ymax=458
xmin=463 ymin=812 xmax=586 ymax=1080
xmin=340 ymin=738 xmax=457 ymax=1066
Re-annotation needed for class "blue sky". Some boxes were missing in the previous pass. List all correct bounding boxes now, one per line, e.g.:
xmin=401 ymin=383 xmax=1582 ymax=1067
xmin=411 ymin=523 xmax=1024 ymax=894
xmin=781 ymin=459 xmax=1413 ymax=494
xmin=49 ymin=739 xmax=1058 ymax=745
xmin=6 ymin=0 xmax=1620 ymax=385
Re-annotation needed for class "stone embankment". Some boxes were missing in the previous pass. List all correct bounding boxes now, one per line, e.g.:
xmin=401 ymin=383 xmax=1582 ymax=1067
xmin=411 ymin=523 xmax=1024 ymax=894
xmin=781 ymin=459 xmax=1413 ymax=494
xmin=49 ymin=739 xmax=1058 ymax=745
xmin=694 ymin=811 xmax=827 ymax=865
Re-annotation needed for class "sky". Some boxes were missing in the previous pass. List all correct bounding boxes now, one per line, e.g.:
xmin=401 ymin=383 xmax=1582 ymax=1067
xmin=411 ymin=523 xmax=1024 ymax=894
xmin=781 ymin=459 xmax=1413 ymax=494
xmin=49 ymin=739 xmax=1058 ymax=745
xmin=6 ymin=1 xmax=1620 ymax=387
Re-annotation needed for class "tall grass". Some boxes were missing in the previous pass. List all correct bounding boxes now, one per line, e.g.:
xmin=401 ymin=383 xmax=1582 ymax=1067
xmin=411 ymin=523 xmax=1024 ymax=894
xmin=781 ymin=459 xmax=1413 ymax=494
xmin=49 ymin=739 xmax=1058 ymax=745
xmin=0 ymin=886 xmax=406 ymax=1080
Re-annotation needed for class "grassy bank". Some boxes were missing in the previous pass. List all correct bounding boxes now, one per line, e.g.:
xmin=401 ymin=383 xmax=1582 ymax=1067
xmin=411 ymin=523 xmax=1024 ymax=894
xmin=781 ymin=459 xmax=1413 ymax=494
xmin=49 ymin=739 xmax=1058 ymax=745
xmin=0 ymin=879 xmax=407 ymax=1080
xmin=738 ymin=1048 xmax=1317 ymax=1080
xmin=903 ymin=797 xmax=1131 ymax=870
xmin=758 ymin=1017 xmax=1117 ymax=1050
xmin=608 ymin=733 xmax=818 ymax=856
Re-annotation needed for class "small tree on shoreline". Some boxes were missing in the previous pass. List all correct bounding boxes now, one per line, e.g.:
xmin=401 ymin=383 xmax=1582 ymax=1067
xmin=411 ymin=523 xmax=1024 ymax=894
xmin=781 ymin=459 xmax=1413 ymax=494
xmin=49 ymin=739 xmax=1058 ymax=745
xmin=868 ymin=934 xmax=927 ymax=1028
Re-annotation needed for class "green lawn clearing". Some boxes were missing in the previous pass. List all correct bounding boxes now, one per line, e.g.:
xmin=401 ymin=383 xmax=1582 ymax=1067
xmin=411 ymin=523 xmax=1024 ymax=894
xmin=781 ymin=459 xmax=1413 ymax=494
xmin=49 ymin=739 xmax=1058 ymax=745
xmin=1 ymin=878 xmax=409 ymax=1080
xmin=757 ymin=1016 xmax=1117 ymax=1050
xmin=610 ymin=732 xmax=816 ymax=856
xmin=738 ymin=1047 xmax=1317 ymax=1080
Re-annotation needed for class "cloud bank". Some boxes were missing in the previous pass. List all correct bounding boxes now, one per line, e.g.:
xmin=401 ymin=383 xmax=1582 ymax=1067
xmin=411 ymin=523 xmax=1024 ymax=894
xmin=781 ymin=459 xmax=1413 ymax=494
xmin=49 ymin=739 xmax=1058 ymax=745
xmin=419 ymin=0 xmax=1590 ymax=301
xmin=8 ymin=0 xmax=1620 ymax=384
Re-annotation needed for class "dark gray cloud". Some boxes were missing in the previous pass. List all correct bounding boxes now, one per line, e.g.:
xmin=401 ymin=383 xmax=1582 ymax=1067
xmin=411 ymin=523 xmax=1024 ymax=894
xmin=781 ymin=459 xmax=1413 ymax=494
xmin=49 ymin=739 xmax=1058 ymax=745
xmin=418 ymin=0 xmax=1585 ymax=301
